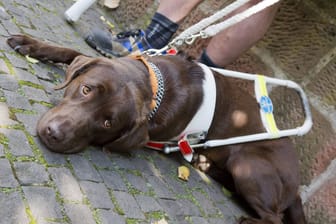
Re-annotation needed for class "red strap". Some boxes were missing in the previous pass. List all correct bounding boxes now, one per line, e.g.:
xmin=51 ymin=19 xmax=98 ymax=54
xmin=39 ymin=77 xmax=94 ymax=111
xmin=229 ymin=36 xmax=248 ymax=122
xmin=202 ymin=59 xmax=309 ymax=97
xmin=147 ymin=136 xmax=194 ymax=162
xmin=145 ymin=141 xmax=165 ymax=151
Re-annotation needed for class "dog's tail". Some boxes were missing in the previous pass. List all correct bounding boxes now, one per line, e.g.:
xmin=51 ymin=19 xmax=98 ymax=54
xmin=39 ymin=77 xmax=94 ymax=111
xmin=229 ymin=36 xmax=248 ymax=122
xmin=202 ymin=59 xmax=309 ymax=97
xmin=283 ymin=195 xmax=307 ymax=224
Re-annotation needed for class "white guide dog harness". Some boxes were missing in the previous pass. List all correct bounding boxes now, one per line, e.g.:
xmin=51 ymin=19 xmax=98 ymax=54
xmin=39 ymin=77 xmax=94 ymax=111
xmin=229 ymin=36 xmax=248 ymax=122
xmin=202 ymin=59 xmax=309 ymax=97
xmin=141 ymin=56 xmax=313 ymax=162
xmin=146 ymin=63 xmax=217 ymax=162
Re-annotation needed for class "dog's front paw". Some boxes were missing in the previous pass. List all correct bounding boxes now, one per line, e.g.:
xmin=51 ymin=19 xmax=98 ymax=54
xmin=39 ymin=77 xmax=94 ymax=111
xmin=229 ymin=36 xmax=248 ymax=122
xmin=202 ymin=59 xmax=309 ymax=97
xmin=192 ymin=154 xmax=212 ymax=172
xmin=7 ymin=34 xmax=37 ymax=56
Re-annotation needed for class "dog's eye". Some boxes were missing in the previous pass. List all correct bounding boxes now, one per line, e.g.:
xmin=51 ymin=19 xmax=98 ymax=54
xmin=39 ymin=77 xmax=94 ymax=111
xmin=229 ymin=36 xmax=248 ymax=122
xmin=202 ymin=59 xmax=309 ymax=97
xmin=104 ymin=120 xmax=112 ymax=128
xmin=82 ymin=85 xmax=91 ymax=95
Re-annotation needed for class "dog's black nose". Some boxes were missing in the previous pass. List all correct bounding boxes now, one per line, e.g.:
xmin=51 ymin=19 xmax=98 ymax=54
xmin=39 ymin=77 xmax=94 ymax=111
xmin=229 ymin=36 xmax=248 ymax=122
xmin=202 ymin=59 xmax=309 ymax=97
xmin=46 ymin=123 xmax=65 ymax=142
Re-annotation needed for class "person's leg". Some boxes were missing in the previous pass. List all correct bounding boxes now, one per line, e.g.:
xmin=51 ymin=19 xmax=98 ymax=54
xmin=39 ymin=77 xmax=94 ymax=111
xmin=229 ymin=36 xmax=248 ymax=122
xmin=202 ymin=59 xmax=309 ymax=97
xmin=85 ymin=0 xmax=203 ymax=57
xmin=142 ymin=0 xmax=203 ymax=50
xmin=156 ymin=0 xmax=203 ymax=23
xmin=200 ymin=0 xmax=281 ymax=67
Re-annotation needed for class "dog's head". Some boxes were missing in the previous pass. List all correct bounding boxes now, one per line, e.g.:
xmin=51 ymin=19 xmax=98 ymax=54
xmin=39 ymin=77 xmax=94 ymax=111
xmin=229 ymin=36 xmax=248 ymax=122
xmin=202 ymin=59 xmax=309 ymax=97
xmin=37 ymin=56 xmax=151 ymax=153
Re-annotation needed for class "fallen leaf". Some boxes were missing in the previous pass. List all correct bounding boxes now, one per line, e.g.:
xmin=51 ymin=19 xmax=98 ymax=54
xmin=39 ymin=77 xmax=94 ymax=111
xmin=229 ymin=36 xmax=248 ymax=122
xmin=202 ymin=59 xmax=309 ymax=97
xmin=25 ymin=55 xmax=39 ymax=64
xmin=100 ymin=15 xmax=115 ymax=29
xmin=178 ymin=165 xmax=190 ymax=181
xmin=152 ymin=218 xmax=168 ymax=224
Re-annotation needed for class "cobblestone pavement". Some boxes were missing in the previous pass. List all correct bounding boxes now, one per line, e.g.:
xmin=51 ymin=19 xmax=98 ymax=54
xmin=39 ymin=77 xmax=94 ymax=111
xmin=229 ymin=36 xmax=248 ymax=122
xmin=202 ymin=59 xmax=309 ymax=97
xmin=0 ymin=1 xmax=247 ymax=224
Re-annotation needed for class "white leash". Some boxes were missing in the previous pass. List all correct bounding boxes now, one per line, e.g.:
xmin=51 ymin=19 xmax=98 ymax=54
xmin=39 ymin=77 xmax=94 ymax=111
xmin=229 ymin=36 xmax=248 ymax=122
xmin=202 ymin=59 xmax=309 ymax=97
xmin=144 ymin=0 xmax=281 ymax=56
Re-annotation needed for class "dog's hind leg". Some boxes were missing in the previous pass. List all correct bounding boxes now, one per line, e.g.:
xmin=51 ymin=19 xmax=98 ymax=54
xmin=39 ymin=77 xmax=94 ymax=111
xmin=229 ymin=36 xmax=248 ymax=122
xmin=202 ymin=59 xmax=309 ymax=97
xmin=283 ymin=195 xmax=306 ymax=224
xmin=227 ymin=153 xmax=290 ymax=224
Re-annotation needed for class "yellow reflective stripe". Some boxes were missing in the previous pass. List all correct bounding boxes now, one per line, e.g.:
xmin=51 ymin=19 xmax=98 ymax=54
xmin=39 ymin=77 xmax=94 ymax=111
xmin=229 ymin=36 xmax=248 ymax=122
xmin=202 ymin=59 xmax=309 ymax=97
xmin=257 ymin=75 xmax=279 ymax=137
xmin=258 ymin=75 xmax=268 ymax=96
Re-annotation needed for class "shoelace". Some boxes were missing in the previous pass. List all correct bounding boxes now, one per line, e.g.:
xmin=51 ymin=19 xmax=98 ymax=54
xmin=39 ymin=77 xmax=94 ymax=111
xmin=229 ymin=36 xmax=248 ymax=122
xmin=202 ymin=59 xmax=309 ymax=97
xmin=116 ymin=29 xmax=143 ymax=39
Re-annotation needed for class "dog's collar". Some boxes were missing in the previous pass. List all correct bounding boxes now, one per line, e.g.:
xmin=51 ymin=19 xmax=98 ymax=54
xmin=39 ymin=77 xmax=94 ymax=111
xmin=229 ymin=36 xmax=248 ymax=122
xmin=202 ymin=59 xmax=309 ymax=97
xmin=130 ymin=55 xmax=164 ymax=120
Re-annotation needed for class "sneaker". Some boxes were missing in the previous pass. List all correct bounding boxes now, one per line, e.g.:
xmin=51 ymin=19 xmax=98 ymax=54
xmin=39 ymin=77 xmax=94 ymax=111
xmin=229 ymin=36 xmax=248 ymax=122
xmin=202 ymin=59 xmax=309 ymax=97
xmin=85 ymin=28 xmax=151 ymax=57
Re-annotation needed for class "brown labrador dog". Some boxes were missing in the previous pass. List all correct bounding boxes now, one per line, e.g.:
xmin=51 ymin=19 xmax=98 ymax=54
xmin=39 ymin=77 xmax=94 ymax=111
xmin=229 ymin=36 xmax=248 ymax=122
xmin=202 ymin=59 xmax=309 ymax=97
xmin=7 ymin=34 xmax=306 ymax=224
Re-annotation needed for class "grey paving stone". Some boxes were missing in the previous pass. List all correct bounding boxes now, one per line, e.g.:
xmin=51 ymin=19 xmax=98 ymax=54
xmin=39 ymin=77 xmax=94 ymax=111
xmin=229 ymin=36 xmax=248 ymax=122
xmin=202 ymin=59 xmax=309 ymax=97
xmin=80 ymin=180 xmax=114 ymax=209
xmin=15 ymin=113 xmax=40 ymax=136
xmin=0 ymin=32 xmax=12 ymax=49
xmin=134 ymin=195 xmax=162 ymax=213
xmin=0 ymin=144 xmax=4 ymax=156
xmin=163 ymin=174 xmax=190 ymax=196
xmin=190 ymin=216 xmax=210 ymax=224
xmin=0 ymin=102 xmax=18 ymax=126
xmin=208 ymin=217 xmax=228 ymax=224
xmin=64 ymin=203 xmax=96 ymax=224
xmin=68 ymin=154 xmax=102 ymax=182
xmin=15 ymin=68 xmax=40 ymax=84
xmin=198 ymin=180 xmax=228 ymax=203
xmin=88 ymin=148 xmax=114 ymax=168
xmin=157 ymin=198 xmax=186 ymax=218
xmin=32 ymin=102 xmax=50 ymax=117
xmin=4 ymin=52 xmax=30 ymax=70
xmin=35 ymin=137 xmax=68 ymax=165
xmin=0 ymin=59 xmax=11 ymax=74
xmin=31 ymin=63 xmax=58 ymax=82
xmin=192 ymin=191 xmax=221 ymax=216
xmin=4 ymin=51 xmax=29 ymax=70
xmin=121 ymin=150 xmax=156 ymax=173
xmin=220 ymin=198 xmax=251 ymax=221
xmin=99 ymin=169 xmax=128 ymax=192
xmin=113 ymin=191 xmax=145 ymax=219
xmin=1 ymin=17 xmax=21 ymax=34
xmin=38 ymin=78 xmax=63 ymax=98
xmin=0 ymin=74 xmax=19 ymax=91
xmin=0 ymin=158 xmax=19 ymax=187
xmin=22 ymin=186 xmax=63 ymax=223
xmin=98 ymin=209 xmax=126 ymax=224
xmin=49 ymin=167 xmax=83 ymax=202
xmin=110 ymin=153 xmax=142 ymax=170
xmin=174 ymin=215 xmax=193 ymax=224
xmin=21 ymin=85 xmax=50 ymax=103
xmin=1 ymin=128 xmax=34 ymax=156
xmin=0 ymin=191 xmax=29 ymax=224
xmin=2 ymin=89 xmax=32 ymax=110
xmin=178 ymin=199 xmax=202 ymax=217
xmin=146 ymin=174 xmax=175 ymax=199
xmin=125 ymin=172 xmax=151 ymax=194
xmin=0 ymin=6 xmax=11 ymax=20
xmin=152 ymin=153 xmax=183 ymax=174
xmin=11 ymin=14 xmax=32 ymax=29
xmin=14 ymin=162 xmax=49 ymax=185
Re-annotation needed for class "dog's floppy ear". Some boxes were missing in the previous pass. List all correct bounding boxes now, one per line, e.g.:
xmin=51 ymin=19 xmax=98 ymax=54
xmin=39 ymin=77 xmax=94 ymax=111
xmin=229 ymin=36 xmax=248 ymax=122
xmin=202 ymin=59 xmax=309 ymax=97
xmin=103 ymin=83 xmax=151 ymax=152
xmin=55 ymin=55 xmax=99 ymax=90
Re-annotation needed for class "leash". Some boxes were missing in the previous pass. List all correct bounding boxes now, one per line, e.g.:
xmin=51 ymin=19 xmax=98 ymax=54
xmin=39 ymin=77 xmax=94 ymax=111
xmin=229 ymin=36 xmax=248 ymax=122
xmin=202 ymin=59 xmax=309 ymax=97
xmin=143 ymin=0 xmax=281 ymax=56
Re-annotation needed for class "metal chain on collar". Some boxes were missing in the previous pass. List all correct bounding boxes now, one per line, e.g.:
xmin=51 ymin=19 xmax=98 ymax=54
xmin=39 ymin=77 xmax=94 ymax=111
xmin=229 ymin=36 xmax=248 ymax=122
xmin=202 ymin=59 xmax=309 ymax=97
xmin=147 ymin=61 xmax=165 ymax=120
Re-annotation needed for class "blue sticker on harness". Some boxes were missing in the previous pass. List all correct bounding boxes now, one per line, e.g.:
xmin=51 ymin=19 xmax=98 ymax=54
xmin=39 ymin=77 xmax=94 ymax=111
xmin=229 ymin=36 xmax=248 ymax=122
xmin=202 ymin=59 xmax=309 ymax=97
xmin=260 ymin=96 xmax=273 ymax=113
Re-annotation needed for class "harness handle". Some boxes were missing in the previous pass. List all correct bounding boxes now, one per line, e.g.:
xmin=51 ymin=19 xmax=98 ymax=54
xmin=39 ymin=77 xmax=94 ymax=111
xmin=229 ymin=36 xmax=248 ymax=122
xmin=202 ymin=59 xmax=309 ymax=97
xmin=163 ymin=67 xmax=313 ymax=154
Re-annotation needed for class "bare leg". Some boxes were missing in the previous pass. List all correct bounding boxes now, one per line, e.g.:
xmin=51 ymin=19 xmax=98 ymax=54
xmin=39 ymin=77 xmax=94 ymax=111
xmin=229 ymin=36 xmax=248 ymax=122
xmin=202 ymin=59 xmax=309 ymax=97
xmin=157 ymin=0 xmax=204 ymax=23
xmin=205 ymin=0 xmax=281 ymax=67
